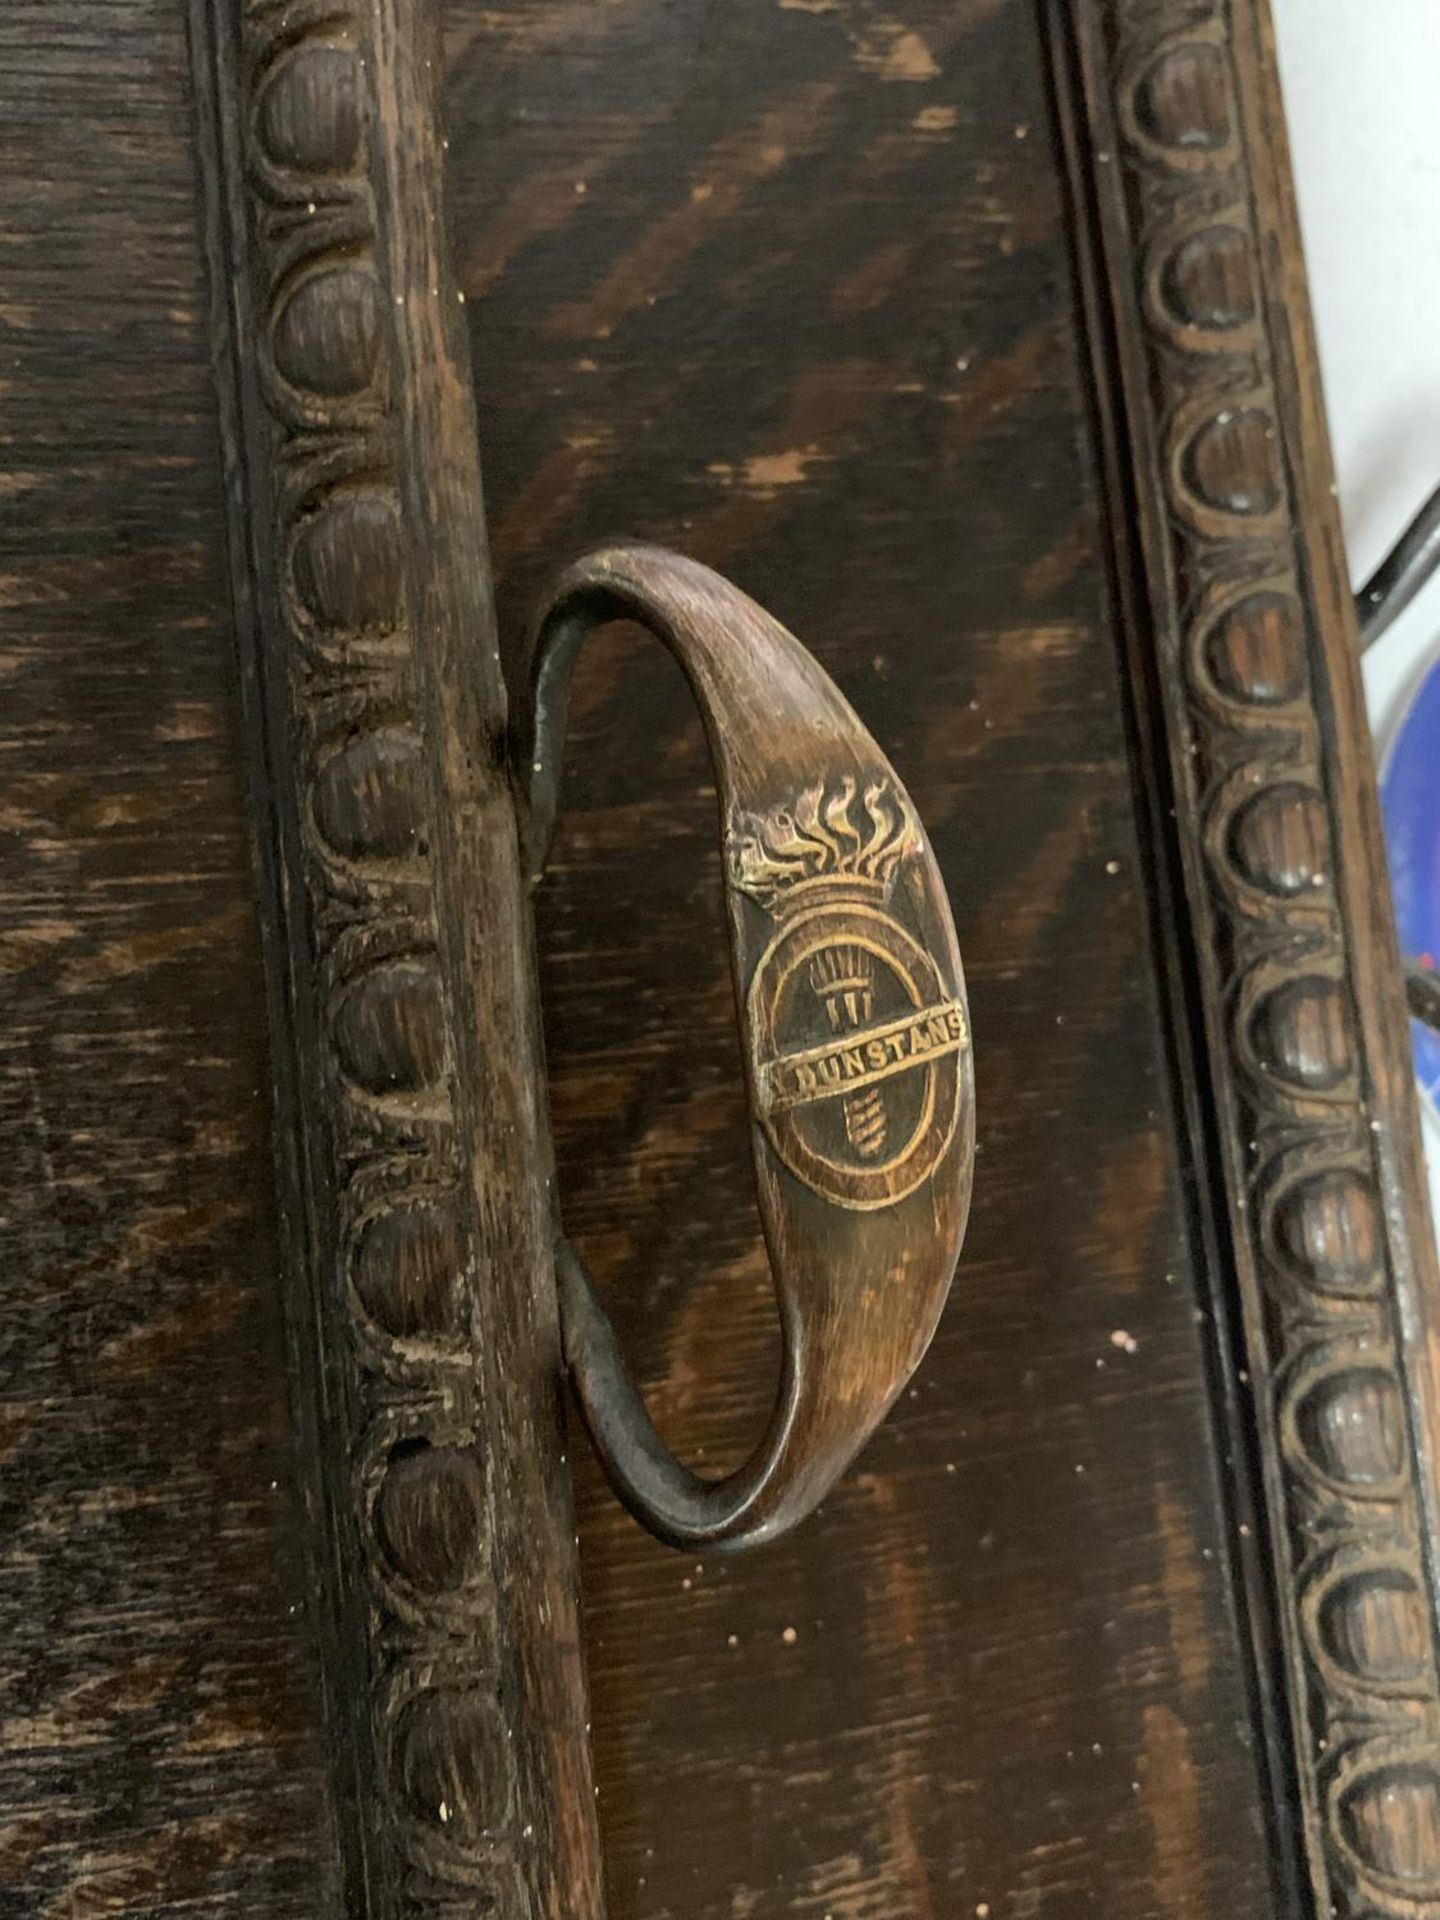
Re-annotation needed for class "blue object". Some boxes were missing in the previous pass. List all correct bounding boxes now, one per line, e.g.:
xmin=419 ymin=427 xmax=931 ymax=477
xmin=1381 ymin=652 xmax=1440 ymax=1115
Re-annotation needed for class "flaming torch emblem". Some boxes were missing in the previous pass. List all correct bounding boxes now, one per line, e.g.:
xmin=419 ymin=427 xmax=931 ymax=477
xmin=729 ymin=777 xmax=967 ymax=1210
xmin=808 ymin=939 xmax=888 ymax=1158
xmin=729 ymin=779 xmax=918 ymax=1160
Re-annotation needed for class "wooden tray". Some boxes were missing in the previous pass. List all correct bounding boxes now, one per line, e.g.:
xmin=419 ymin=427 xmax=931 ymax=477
xmin=3 ymin=2 xmax=1437 ymax=1915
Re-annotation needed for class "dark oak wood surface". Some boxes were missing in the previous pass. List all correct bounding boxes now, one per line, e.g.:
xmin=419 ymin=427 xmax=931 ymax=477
xmin=0 ymin=4 xmax=332 ymax=1912
xmin=444 ymin=3 xmax=1282 ymax=1913
xmin=5 ymin=1 xmax=1438 ymax=1916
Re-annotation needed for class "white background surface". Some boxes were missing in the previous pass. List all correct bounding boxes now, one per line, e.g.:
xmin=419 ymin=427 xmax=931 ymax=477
xmin=1272 ymin=1 xmax=1440 ymax=1222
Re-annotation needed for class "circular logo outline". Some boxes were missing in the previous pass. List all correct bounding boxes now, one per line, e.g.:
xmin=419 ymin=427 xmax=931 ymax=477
xmin=748 ymin=901 xmax=966 ymax=1211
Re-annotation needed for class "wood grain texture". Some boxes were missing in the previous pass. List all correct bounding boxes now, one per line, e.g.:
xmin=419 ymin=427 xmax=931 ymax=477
xmin=7 ymin=1 xmax=1436 ymax=1916
xmin=191 ymin=0 xmax=604 ymax=1912
xmin=443 ymin=1 xmax=1286 ymax=1913
xmin=1059 ymin=3 xmax=1440 ymax=1913
xmin=0 ymin=3 xmax=333 ymax=1913
xmin=517 ymin=544 xmax=973 ymax=1549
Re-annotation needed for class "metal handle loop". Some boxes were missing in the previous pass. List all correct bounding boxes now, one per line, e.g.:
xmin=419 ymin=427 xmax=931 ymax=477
xmin=512 ymin=543 xmax=974 ymax=1550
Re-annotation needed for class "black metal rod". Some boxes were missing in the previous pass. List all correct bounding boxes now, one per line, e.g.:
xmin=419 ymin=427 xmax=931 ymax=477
xmin=1407 ymin=960 xmax=1440 ymax=1035
xmin=1356 ymin=482 xmax=1440 ymax=652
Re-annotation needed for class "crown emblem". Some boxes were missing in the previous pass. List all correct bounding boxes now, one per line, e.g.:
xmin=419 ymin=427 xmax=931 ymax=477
xmin=727 ymin=775 xmax=919 ymax=914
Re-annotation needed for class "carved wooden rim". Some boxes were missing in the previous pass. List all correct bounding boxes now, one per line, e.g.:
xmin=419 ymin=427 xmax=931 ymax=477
xmin=1054 ymin=3 xmax=1440 ymax=1915
xmin=191 ymin=0 xmax=604 ymax=1911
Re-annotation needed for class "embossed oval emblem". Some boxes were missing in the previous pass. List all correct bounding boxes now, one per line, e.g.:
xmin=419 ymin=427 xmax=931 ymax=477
xmin=733 ymin=777 xmax=969 ymax=1211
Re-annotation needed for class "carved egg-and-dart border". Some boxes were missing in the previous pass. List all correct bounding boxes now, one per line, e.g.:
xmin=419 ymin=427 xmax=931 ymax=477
xmin=235 ymin=0 xmax=519 ymax=1903
xmin=1260 ymin=1150 xmax=1389 ymax=1306
xmin=1100 ymin=3 xmax=1440 ymax=1914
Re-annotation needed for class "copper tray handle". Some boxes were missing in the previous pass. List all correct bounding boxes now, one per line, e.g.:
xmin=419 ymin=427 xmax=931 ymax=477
xmin=512 ymin=544 xmax=975 ymax=1550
